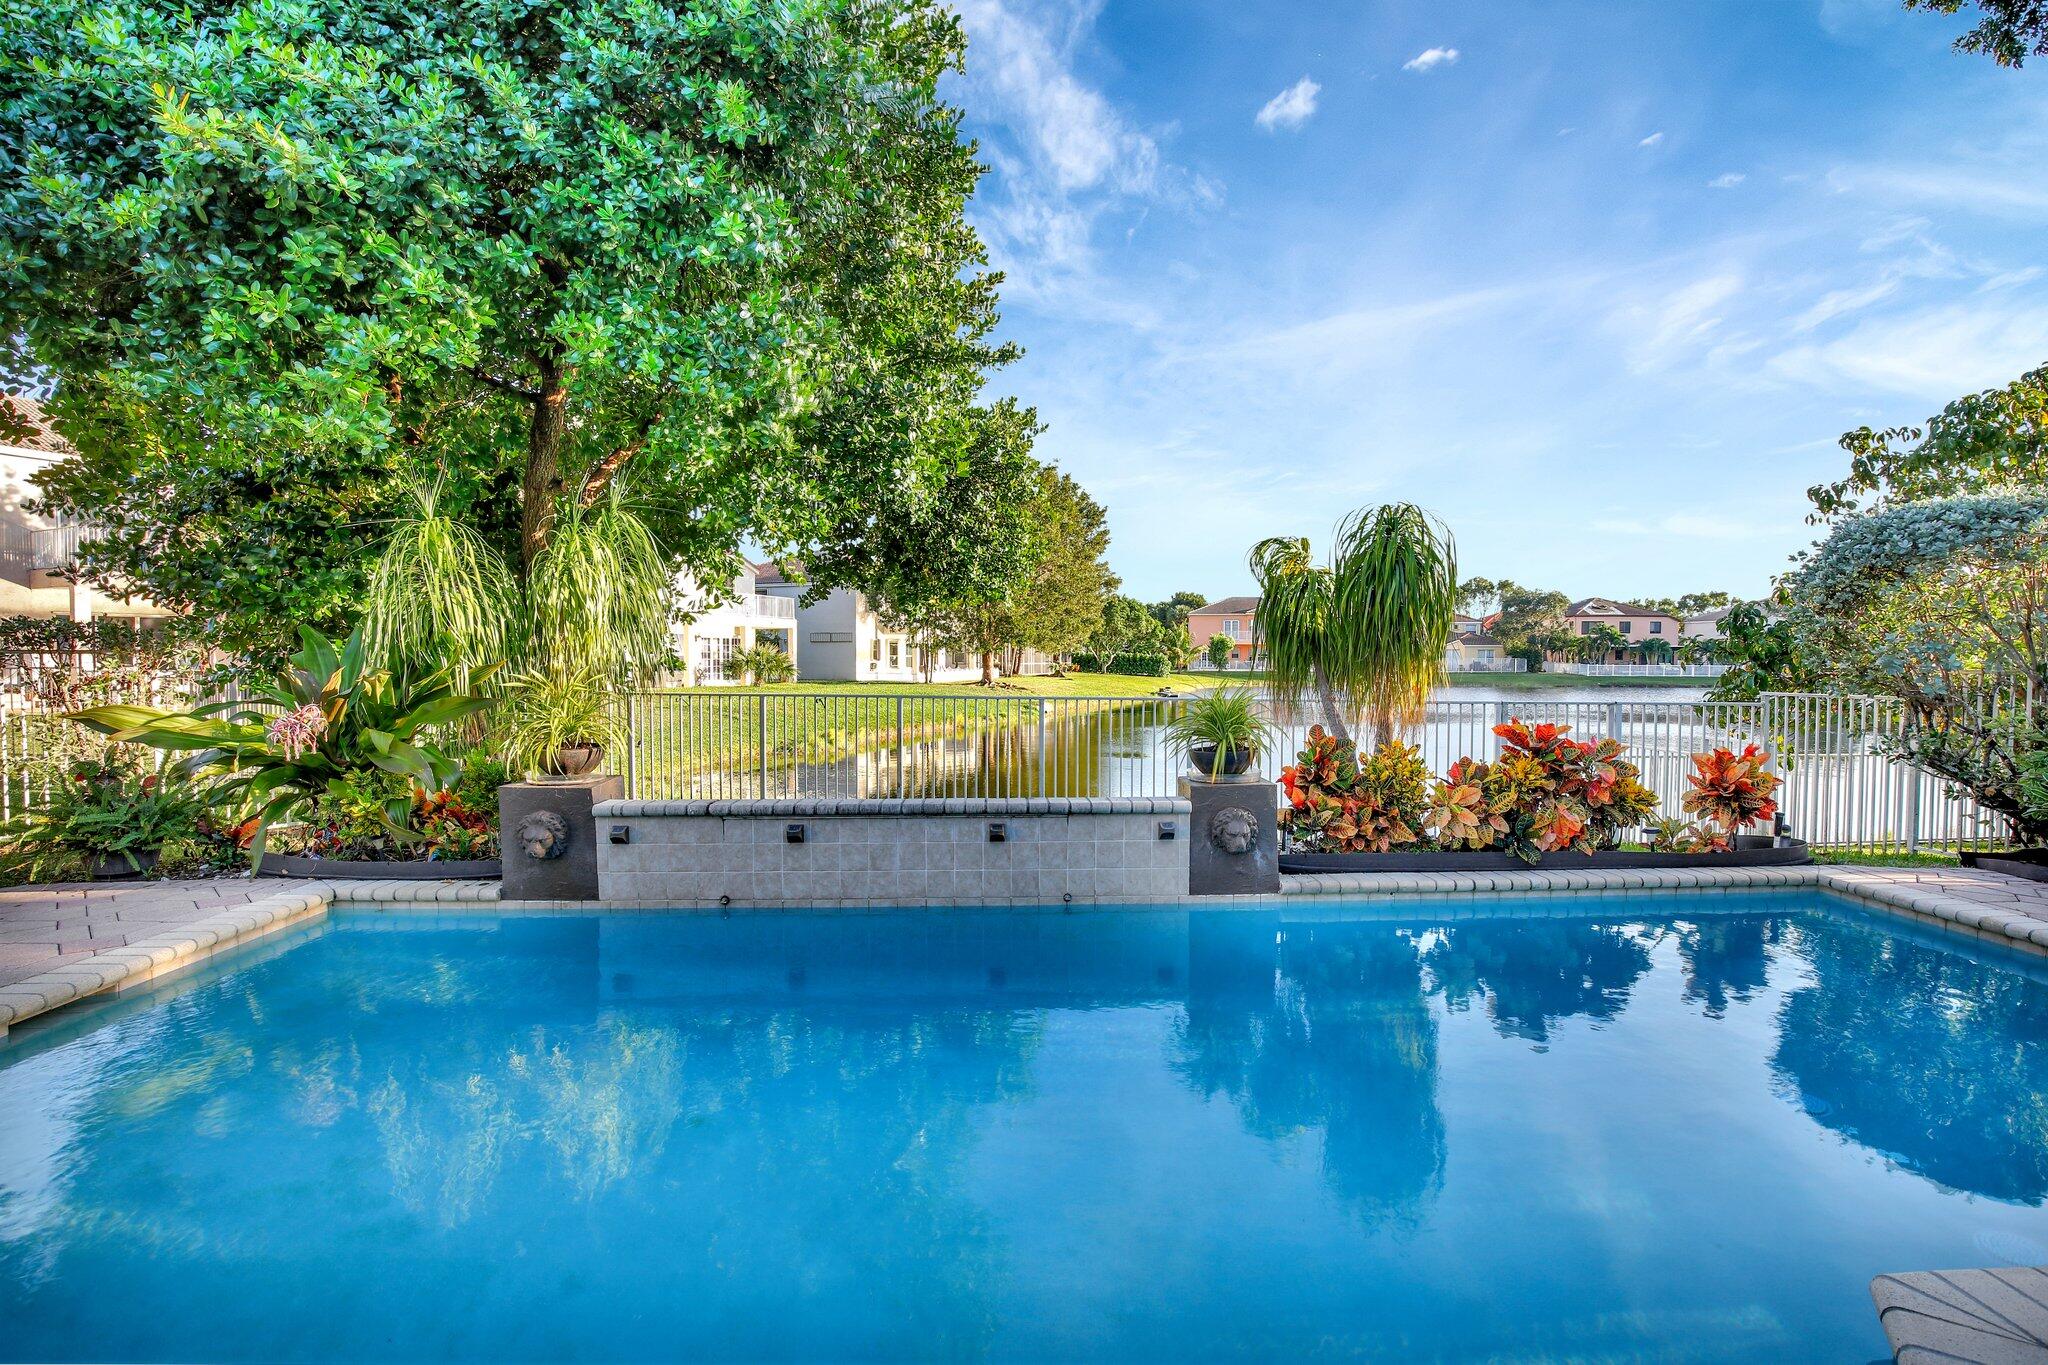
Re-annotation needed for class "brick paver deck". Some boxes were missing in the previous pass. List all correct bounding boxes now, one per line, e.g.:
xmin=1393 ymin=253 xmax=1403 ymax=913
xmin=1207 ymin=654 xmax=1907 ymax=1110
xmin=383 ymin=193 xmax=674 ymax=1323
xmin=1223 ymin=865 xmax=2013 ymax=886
xmin=0 ymin=879 xmax=326 ymax=988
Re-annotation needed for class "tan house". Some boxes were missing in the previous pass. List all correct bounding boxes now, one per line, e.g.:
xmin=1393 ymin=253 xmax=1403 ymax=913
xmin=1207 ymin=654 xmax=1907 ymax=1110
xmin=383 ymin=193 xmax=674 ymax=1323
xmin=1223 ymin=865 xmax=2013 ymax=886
xmin=1563 ymin=597 xmax=1682 ymax=661
xmin=0 ymin=395 xmax=172 ymax=629
xmin=1187 ymin=596 xmax=1260 ymax=664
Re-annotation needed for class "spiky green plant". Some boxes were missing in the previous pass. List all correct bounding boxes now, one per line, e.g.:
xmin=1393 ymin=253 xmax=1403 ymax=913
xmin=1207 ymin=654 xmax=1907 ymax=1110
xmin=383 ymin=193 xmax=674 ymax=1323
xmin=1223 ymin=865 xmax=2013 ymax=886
xmin=501 ymin=663 xmax=629 ymax=776
xmin=362 ymin=479 xmax=518 ymax=692
xmin=525 ymin=487 xmax=673 ymax=682
xmin=1249 ymin=503 xmax=1457 ymax=748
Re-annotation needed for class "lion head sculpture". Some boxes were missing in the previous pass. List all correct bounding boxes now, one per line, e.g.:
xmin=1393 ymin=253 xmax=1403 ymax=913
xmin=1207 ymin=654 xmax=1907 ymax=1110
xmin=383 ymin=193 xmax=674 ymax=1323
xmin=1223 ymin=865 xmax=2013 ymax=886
xmin=518 ymin=810 xmax=572 ymax=861
xmin=1207 ymin=805 xmax=1260 ymax=856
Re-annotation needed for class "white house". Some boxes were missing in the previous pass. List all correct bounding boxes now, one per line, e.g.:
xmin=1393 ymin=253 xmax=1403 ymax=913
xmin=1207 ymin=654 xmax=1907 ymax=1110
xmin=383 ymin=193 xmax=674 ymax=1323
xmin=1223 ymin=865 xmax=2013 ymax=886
xmin=671 ymin=563 xmax=800 ymax=684
xmin=0 ymin=394 xmax=172 ymax=628
xmin=753 ymin=562 xmax=983 ymax=683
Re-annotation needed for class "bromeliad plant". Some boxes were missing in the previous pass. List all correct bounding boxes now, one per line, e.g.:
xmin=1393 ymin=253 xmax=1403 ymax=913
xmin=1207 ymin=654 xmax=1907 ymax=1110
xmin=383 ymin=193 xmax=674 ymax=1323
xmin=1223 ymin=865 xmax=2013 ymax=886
xmin=68 ymin=626 xmax=496 ymax=860
xmin=1681 ymin=745 xmax=1781 ymax=849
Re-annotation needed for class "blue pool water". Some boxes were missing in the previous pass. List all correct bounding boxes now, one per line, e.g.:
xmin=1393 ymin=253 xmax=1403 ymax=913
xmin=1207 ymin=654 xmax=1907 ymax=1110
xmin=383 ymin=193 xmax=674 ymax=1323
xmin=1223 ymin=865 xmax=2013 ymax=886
xmin=4 ymin=892 xmax=2048 ymax=1362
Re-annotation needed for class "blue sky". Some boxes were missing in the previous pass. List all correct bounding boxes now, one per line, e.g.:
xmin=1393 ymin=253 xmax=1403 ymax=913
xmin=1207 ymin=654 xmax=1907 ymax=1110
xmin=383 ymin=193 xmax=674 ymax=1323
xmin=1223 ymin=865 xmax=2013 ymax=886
xmin=943 ymin=0 xmax=2048 ymax=603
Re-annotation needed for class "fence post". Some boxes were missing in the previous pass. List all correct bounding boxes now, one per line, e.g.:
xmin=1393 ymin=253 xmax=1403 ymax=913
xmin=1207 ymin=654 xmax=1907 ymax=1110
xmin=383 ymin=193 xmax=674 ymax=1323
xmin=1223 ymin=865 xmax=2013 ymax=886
xmin=756 ymin=693 xmax=768 ymax=798
xmin=895 ymin=696 xmax=906 ymax=796
xmin=624 ymin=693 xmax=639 ymax=799
xmin=1604 ymin=700 xmax=1622 ymax=743
xmin=1036 ymin=699 xmax=1048 ymax=797
xmin=1905 ymin=769 xmax=1921 ymax=856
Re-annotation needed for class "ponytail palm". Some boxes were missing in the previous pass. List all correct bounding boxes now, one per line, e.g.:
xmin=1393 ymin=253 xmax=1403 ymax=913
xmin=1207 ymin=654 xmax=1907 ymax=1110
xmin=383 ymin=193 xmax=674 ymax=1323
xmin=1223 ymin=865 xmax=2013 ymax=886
xmin=1249 ymin=503 xmax=1457 ymax=748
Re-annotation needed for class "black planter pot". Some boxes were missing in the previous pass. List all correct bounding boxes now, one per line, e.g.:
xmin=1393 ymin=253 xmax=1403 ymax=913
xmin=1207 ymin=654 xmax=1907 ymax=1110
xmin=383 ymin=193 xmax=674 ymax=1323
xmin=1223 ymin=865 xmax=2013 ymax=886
xmin=1279 ymin=835 xmax=1812 ymax=874
xmin=1187 ymin=743 xmax=1253 ymax=778
xmin=89 ymin=849 xmax=158 ymax=881
xmin=1959 ymin=849 xmax=2048 ymax=883
xmin=256 ymin=853 xmax=502 ymax=880
xmin=545 ymin=742 xmax=605 ymax=779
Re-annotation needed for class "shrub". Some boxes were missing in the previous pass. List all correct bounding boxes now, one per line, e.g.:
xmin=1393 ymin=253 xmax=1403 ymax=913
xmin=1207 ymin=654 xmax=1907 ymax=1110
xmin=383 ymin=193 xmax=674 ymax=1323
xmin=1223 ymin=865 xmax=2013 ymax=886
xmin=1204 ymin=634 xmax=1235 ymax=670
xmin=1681 ymin=745 xmax=1780 ymax=848
xmin=1069 ymin=650 xmax=1168 ymax=676
xmin=68 ymin=624 xmax=495 ymax=860
xmin=0 ymin=755 xmax=207 ymax=883
xmin=1279 ymin=727 xmax=1430 ymax=853
xmin=731 ymin=643 xmax=796 ymax=684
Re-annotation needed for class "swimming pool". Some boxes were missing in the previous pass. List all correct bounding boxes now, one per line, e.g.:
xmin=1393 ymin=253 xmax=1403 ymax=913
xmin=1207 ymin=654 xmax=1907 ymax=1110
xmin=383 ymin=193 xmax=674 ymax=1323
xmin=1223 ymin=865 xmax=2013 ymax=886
xmin=2 ymin=891 xmax=2045 ymax=1361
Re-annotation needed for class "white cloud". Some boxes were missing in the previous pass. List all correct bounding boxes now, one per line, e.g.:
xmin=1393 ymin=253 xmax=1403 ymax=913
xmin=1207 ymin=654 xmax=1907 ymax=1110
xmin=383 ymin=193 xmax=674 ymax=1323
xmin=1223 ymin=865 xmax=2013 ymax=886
xmin=1638 ymin=131 xmax=1665 ymax=148
xmin=1770 ymin=299 xmax=2048 ymax=395
xmin=951 ymin=0 xmax=1215 ymax=319
xmin=1791 ymin=279 xmax=1901 ymax=332
xmin=1609 ymin=272 xmax=1742 ymax=372
xmin=1707 ymin=172 xmax=1745 ymax=189
xmin=1403 ymin=47 xmax=1460 ymax=73
xmin=1255 ymin=76 xmax=1321 ymax=132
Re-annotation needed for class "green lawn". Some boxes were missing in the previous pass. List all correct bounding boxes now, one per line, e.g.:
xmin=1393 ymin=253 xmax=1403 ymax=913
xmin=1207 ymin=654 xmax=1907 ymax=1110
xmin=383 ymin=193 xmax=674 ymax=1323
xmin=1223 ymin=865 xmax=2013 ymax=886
xmin=1443 ymin=672 xmax=1709 ymax=690
xmin=656 ymin=671 xmax=1242 ymax=699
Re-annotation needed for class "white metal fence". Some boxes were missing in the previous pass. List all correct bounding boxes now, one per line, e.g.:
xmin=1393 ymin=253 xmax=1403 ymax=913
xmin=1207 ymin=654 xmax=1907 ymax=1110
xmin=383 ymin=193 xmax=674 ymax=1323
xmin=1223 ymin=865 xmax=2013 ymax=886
xmin=1549 ymin=662 xmax=1730 ymax=678
xmin=606 ymin=689 xmax=2012 ymax=853
xmin=2 ymin=683 xmax=2016 ymax=854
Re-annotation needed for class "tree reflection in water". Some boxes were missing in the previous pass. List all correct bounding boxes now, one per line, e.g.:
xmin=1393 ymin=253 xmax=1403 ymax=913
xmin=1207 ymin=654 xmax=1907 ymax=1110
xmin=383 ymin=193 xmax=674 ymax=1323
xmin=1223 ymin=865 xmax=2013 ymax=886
xmin=1770 ymin=914 xmax=2048 ymax=1204
xmin=1677 ymin=915 xmax=1780 ymax=1019
xmin=1176 ymin=920 xmax=1447 ymax=1227
xmin=1421 ymin=919 xmax=1655 ymax=1045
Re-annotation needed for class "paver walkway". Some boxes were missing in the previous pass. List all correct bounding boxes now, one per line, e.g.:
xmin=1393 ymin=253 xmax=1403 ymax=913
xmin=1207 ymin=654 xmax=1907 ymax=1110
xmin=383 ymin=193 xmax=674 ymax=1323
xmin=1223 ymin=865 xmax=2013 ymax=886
xmin=0 ymin=879 xmax=325 ymax=988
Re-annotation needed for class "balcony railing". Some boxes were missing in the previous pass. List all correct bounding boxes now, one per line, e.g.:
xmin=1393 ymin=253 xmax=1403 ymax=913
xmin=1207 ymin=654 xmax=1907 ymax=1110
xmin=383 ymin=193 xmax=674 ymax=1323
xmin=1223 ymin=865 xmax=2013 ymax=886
xmin=748 ymin=593 xmax=796 ymax=620
xmin=30 ymin=521 xmax=103 ymax=571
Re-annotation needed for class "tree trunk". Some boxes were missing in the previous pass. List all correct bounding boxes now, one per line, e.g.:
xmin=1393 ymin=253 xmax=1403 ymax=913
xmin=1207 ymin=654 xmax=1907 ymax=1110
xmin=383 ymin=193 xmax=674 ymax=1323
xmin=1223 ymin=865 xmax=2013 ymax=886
xmin=1312 ymin=662 xmax=1354 ymax=750
xmin=980 ymin=650 xmax=996 ymax=686
xmin=519 ymin=357 xmax=567 ymax=574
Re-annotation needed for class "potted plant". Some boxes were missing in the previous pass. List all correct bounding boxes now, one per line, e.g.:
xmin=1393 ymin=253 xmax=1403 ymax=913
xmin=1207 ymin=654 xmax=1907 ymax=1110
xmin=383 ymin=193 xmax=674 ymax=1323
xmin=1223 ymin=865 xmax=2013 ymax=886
xmin=1166 ymin=684 xmax=1280 ymax=779
xmin=1680 ymin=745 xmax=1783 ymax=849
xmin=503 ymin=663 xmax=626 ymax=779
xmin=0 ymin=756 xmax=206 ymax=883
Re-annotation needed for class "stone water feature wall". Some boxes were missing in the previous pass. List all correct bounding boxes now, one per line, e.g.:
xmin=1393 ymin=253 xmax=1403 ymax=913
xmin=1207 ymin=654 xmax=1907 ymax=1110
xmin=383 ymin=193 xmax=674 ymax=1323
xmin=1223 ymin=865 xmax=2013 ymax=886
xmin=592 ymin=797 xmax=1190 ymax=906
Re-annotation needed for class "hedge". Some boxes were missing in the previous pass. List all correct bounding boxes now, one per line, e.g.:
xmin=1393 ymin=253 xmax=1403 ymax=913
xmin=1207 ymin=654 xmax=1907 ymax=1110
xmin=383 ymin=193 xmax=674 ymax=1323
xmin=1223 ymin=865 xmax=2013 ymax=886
xmin=1069 ymin=650 xmax=1169 ymax=676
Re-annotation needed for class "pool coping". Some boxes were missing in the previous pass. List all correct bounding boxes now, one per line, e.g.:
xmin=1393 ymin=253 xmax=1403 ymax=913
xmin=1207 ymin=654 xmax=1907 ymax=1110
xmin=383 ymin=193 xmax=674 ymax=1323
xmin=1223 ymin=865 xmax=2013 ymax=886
xmin=1 ymin=864 xmax=2044 ymax=1036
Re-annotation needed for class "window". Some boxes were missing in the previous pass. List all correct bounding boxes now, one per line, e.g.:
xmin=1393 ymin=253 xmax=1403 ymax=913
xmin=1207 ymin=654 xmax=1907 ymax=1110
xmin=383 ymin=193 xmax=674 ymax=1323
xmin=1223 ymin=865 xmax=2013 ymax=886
xmin=1619 ymin=621 xmax=1632 ymax=635
xmin=1581 ymin=622 xmax=1594 ymax=634
xmin=1223 ymin=619 xmax=1241 ymax=640
xmin=888 ymin=639 xmax=902 ymax=669
xmin=1649 ymin=621 xmax=1663 ymax=634
xmin=870 ymin=637 xmax=881 ymax=664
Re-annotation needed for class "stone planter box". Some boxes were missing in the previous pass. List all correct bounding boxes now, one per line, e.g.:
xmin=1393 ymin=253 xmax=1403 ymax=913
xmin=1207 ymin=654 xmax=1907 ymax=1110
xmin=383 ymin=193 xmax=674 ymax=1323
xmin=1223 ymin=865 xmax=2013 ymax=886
xmin=256 ymin=853 xmax=502 ymax=880
xmin=1279 ymin=835 xmax=1811 ymax=874
xmin=1958 ymin=848 xmax=2048 ymax=883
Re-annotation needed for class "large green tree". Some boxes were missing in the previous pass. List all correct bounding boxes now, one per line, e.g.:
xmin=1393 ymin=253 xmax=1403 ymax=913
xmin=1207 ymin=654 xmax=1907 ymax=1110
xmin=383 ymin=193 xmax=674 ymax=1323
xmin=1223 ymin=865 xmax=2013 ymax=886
xmin=1489 ymin=582 xmax=1570 ymax=669
xmin=1810 ymin=364 xmax=2048 ymax=523
xmin=1 ymin=0 xmax=1001 ymax=649
xmin=1905 ymin=0 xmax=2048 ymax=66
xmin=1787 ymin=494 xmax=2048 ymax=840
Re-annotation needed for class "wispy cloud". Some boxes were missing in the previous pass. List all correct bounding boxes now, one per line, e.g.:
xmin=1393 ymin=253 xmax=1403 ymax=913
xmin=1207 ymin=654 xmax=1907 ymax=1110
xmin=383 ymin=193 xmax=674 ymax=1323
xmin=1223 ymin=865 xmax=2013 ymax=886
xmin=951 ymin=0 xmax=1216 ymax=319
xmin=1255 ymin=76 xmax=1321 ymax=131
xmin=1638 ymin=131 xmax=1665 ymax=148
xmin=1707 ymin=172 xmax=1745 ymax=188
xmin=1403 ymin=47 xmax=1460 ymax=73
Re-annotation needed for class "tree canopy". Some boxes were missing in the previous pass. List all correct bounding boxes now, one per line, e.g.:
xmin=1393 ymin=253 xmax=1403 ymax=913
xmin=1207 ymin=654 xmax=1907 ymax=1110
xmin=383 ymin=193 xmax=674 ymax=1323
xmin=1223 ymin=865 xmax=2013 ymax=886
xmin=1905 ymin=0 xmax=2048 ymax=67
xmin=1 ymin=0 xmax=1018 ymax=651
xmin=1810 ymin=364 xmax=2048 ymax=523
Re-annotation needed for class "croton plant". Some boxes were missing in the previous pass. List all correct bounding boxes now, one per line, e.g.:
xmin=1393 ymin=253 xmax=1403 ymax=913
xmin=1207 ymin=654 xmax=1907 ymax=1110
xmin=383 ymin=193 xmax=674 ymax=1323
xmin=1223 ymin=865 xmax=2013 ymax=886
xmin=1680 ymin=744 xmax=1782 ymax=849
xmin=1281 ymin=717 xmax=1697 ymax=864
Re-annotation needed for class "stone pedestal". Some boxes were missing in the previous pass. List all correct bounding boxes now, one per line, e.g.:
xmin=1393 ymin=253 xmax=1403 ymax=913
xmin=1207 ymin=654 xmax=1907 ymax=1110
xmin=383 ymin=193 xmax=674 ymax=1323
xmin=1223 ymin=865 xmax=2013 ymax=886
xmin=499 ymin=776 xmax=624 ymax=901
xmin=1185 ymin=773 xmax=1282 ymax=897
